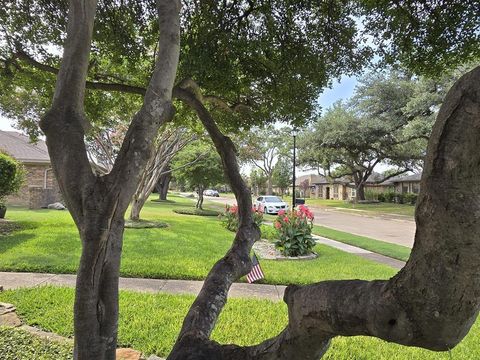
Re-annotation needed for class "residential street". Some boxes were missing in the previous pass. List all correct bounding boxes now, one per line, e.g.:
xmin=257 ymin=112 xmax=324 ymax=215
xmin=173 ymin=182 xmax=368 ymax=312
xmin=205 ymin=195 xmax=416 ymax=248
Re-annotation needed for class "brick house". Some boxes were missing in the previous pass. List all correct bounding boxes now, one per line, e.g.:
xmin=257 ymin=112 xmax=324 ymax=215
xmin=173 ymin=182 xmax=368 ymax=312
xmin=385 ymin=173 xmax=422 ymax=194
xmin=0 ymin=131 xmax=62 ymax=209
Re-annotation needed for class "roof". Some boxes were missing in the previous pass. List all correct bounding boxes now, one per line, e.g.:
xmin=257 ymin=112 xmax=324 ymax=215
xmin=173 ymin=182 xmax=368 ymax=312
xmin=390 ymin=173 xmax=422 ymax=183
xmin=0 ymin=131 xmax=51 ymax=164
xmin=295 ymin=174 xmax=327 ymax=186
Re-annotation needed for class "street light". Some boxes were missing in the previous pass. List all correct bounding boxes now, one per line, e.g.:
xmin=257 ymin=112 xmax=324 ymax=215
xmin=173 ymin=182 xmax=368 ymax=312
xmin=292 ymin=127 xmax=297 ymax=209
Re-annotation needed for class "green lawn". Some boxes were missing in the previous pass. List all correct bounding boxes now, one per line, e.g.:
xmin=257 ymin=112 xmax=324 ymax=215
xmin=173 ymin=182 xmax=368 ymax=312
xmin=0 ymin=196 xmax=395 ymax=285
xmin=281 ymin=196 xmax=416 ymax=217
xmin=1 ymin=286 xmax=479 ymax=359
xmin=313 ymin=225 xmax=411 ymax=262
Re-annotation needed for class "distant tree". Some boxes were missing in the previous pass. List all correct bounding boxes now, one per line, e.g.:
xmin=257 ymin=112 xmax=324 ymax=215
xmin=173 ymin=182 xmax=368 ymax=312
xmin=272 ymin=158 xmax=292 ymax=195
xmin=299 ymin=69 xmax=462 ymax=200
xmin=249 ymin=169 xmax=268 ymax=197
xmin=299 ymin=179 xmax=310 ymax=198
xmin=172 ymin=141 xmax=224 ymax=209
xmin=239 ymin=126 xmax=292 ymax=195
xmin=0 ymin=152 xmax=24 ymax=214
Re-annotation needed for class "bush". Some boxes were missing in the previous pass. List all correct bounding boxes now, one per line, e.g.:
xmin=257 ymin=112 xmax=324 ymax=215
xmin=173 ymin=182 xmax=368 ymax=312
xmin=260 ymin=224 xmax=278 ymax=242
xmin=382 ymin=191 xmax=396 ymax=203
xmin=220 ymin=204 xmax=263 ymax=232
xmin=364 ymin=189 xmax=378 ymax=201
xmin=173 ymin=208 xmax=220 ymax=216
xmin=0 ymin=152 xmax=24 ymax=207
xmin=274 ymin=205 xmax=316 ymax=257
xmin=394 ymin=193 xmax=405 ymax=204
xmin=403 ymin=193 xmax=418 ymax=205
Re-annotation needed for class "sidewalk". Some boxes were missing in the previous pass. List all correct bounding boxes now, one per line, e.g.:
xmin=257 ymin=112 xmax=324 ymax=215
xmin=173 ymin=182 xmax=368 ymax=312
xmin=0 ymin=272 xmax=287 ymax=302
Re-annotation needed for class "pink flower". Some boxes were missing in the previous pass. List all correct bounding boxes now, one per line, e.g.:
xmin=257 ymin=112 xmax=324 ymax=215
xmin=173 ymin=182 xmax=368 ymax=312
xmin=278 ymin=209 xmax=286 ymax=216
xmin=283 ymin=216 xmax=289 ymax=223
xmin=274 ymin=221 xmax=282 ymax=229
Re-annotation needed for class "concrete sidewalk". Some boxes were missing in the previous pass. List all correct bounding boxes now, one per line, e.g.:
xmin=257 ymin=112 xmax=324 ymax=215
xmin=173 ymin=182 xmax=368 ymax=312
xmin=0 ymin=272 xmax=287 ymax=302
xmin=313 ymin=235 xmax=406 ymax=269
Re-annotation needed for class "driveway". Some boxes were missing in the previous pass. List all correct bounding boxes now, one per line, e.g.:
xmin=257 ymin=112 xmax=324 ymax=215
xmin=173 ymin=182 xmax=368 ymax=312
xmin=206 ymin=195 xmax=416 ymax=248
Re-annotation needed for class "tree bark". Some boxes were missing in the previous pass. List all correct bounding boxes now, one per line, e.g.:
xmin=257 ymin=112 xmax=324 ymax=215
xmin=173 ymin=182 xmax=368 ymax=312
xmin=169 ymin=68 xmax=480 ymax=359
xmin=39 ymin=1 xmax=181 ymax=359
xmin=267 ymin=175 xmax=273 ymax=195
xmin=158 ymin=170 xmax=171 ymax=200
xmin=355 ymin=182 xmax=365 ymax=201
xmin=196 ymin=185 xmax=204 ymax=209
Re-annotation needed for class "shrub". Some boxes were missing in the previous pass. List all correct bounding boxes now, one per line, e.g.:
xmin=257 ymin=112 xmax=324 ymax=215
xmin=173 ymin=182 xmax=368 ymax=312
xmin=382 ymin=190 xmax=396 ymax=203
xmin=0 ymin=153 xmax=24 ymax=208
xmin=220 ymin=204 xmax=263 ymax=232
xmin=274 ymin=205 xmax=316 ymax=257
xmin=394 ymin=193 xmax=405 ymax=204
xmin=403 ymin=193 xmax=418 ymax=205
xmin=260 ymin=224 xmax=278 ymax=242
xmin=364 ymin=189 xmax=378 ymax=201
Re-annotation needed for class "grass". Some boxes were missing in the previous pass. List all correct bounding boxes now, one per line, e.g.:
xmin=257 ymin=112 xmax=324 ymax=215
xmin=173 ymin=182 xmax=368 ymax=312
xmin=313 ymin=225 xmax=411 ymax=262
xmin=0 ymin=195 xmax=396 ymax=284
xmin=172 ymin=208 xmax=221 ymax=216
xmin=1 ymin=286 xmax=479 ymax=359
xmin=124 ymin=219 xmax=168 ymax=229
xmin=0 ymin=326 xmax=73 ymax=360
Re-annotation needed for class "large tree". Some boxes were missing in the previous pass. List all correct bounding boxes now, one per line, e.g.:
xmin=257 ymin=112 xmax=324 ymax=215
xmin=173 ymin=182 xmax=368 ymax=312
xmin=299 ymin=70 xmax=458 ymax=200
xmin=172 ymin=141 xmax=224 ymax=210
xmin=238 ymin=126 xmax=292 ymax=195
xmin=0 ymin=1 xmax=479 ymax=360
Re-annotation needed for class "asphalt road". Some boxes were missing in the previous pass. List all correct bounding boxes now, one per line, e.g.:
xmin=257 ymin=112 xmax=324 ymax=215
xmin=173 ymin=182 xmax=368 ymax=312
xmin=206 ymin=195 xmax=416 ymax=248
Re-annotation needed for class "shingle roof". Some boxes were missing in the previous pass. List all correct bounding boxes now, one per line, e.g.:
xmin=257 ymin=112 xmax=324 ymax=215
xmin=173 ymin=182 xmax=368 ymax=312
xmin=391 ymin=173 xmax=422 ymax=183
xmin=0 ymin=131 xmax=50 ymax=164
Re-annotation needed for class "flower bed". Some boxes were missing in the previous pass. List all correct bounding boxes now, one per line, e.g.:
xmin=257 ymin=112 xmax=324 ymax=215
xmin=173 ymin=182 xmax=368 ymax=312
xmin=220 ymin=204 xmax=263 ymax=232
xmin=274 ymin=205 xmax=315 ymax=256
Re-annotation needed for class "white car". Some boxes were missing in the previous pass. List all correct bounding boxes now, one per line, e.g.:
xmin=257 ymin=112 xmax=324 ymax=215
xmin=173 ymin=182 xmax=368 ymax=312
xmin=255 ymin=196 xmax=289 ymax=214
xmin=203 ymin=189 xmax=219 ymax=197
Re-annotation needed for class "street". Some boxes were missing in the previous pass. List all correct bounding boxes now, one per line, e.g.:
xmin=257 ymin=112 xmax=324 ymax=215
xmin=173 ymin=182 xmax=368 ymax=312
xmin=206 ymin=195 xmax=416 ymax=247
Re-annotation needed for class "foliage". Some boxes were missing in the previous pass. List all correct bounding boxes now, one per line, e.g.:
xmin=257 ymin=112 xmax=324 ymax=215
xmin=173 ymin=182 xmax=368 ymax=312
xmin=274 ymin=205 xmax=315 ymax=256
xmin=171 ymin=141 xmax=224 ymax=195
xmin=361 ymin=1 xmax=480 ymax=76
xmin=173 ymin=208 xmax=220 ymax=216
xmin=238 ymin=126 xmax=293 ymax=194
xmin=221 ymin=204 xmax=263 ymax=232
xmin=260 ymin=224 xmax=279 ymax=242
xmin=0 ymin=152 xmax=24 ymax=206
xmin=249 ymin=169 xmax=268 ymax=196
xmin=298 ymin=69 xmax=462 ymax=200
xmin=377 ymin=191 xmax=417 ymax=205
xmin=272 ymin=158 xmax=292 ymax=195
xmin=0 ymin=327 xmax=73 ymax=360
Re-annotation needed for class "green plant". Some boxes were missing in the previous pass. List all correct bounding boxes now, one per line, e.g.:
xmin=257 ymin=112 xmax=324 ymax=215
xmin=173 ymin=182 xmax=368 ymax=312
xmin=403 ymin=193 xmax=418 ymax=205
xmin=0 ymin=152 xmax=24 ymax=207
xmin=274 ymin=205 xmax=316 ymax=256
xmin=220 ymin=204 xmax=263 ymax=232
xmin=382 ymin=190 xmax=396 ymax=203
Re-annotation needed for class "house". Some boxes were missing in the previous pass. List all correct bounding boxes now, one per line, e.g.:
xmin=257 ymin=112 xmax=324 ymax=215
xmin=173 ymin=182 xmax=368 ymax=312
xmin=0 ymin=131 xmax=62 ymax=209
xmin=293 ymin=172 xmax=393 ymax=200
xmin=386 ymin=173 xmax=422 ymax=194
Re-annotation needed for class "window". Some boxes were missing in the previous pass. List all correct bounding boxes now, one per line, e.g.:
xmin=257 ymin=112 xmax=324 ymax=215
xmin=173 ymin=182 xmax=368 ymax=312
xmin=257 ymin=197 xmax=263 ymax=202
xmin=319 ymin=186 xmax=323 ymax=198
xmin=412 ymin=183 xmax=420 ymax=194
xmin=351 ymin=188 xmax=356 ymax=198
xmin=333 ymin=184 xmax=339 ymax=198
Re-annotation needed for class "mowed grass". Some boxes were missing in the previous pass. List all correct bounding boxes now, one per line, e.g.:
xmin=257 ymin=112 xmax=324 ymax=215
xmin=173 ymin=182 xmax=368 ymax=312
xmin=280 ymin=196 xmax=416 ymax=217
xmin=1 ymin=286 xmax=479 ymax=359
xmin=313 ymin=225 xmax=411 ymax=262
xmin=0 ymin=195 xmax=396 ymax=284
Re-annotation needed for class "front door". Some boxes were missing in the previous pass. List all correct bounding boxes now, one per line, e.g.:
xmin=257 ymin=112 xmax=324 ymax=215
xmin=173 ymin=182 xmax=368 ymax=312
xmin=326 ymin=187 xmax=330 ymax=199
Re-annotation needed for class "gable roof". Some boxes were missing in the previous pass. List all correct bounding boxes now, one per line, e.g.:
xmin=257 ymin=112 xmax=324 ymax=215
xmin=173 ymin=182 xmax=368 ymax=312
xmin=0 ymin=131 xmax=50 ymax=164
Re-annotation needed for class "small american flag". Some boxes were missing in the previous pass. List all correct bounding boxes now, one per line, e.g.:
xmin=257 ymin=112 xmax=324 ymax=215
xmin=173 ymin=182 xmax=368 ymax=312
xmin=246 ymin=253 xmax=265 ymax=283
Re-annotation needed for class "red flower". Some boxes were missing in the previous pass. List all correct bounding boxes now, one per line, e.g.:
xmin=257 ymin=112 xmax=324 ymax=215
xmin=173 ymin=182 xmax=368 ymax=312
xmin=283 ymin=216 xmax=289 ymax=223
xmin=274 ymin=221 xmax=282 ymax=229
xmin=278 ymin=209 xmax=286 ymax=216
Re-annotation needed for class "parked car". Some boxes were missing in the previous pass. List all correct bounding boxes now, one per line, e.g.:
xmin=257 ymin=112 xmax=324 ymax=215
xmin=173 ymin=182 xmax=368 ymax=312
xmin=255 ymin=196 xmax=289 ymax=214
xmin=204 ymin=189 xmax=219 ymax=197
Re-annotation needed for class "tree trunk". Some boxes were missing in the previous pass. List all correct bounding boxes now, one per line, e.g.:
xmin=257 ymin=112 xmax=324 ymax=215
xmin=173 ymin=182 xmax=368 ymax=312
xmin=355 ymin=183 xmax=365 ymax=201
xmin=158 ymin=171 xmax=171 ymax=200
xmin=196 ymin=186 xmax=204 ymax=209
xmin=74 ymin=216 xmax=124 ymax=359
xmin=129 ymin=195 xmax=145 ymax=221
xmin=267 ymin=176 xmax=273 ymax=195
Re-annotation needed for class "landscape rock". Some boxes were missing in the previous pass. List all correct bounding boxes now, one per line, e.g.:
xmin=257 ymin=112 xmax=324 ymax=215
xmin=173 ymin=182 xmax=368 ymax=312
xmin=47 ymin=202 xmax=66 ymax=210
xmin=147 ymin=355 xmax=165 ymax=360
xmin=116 ymin=348 xmax=142 ymax=360
xmin=0 ymin=302 xmax=22 ymax=327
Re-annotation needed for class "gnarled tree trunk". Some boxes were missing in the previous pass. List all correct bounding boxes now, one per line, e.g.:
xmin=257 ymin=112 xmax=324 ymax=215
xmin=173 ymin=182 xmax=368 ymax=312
xmin=40 ymin=1 xmax=181 ymax=359
xmin=169 ymin=67 xmax=480 ymax=359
